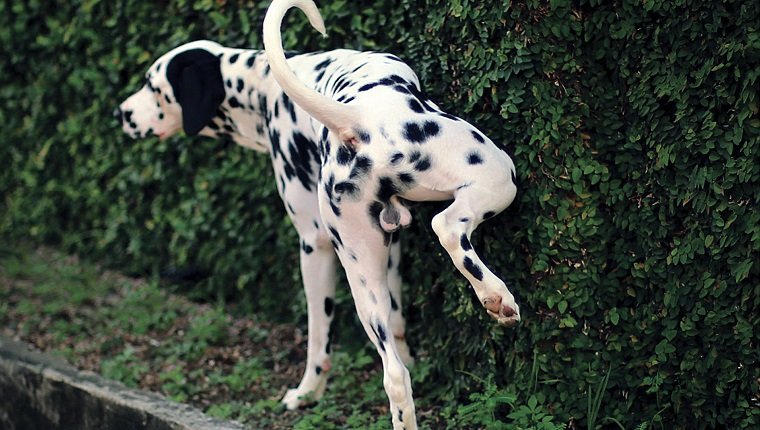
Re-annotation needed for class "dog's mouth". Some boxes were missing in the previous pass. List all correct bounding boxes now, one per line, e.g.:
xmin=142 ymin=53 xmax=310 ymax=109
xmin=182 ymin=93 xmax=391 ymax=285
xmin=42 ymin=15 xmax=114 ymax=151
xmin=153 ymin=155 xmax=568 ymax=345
xmin=127 ymin=128 xmax=173 ymax=141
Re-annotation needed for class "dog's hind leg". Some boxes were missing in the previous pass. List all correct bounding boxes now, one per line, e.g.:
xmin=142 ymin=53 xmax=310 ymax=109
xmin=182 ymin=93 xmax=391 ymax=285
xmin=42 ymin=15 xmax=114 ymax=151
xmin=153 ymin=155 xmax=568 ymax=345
xmin=322 ymin=201 xmax=417 ymax=430
xmin=430 ymin=186 xmax=520 ymax=326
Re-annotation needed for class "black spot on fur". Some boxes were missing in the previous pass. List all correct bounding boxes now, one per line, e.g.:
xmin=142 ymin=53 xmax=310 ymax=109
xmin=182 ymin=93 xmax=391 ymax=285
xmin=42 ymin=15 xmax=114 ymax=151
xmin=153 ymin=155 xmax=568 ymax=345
xmin=336 ymin=145 xmax=356 ymax=165
xmin=367 ymin=201 xmax=392 ymax=245
xmin=414 ymin=155 xmax=431 ymax=172
xmin=398 ymin=172 xmax=415 ymax=184
xmin=321 ymin=127 xmax=329 ymax=142
xmin=460 ymin=234 xmax=472 ymax=251
xmin=269 ymin=129 xmax=281 ymax=160
xmin=424 ymin=121 xmax=441 ymax=136
xmin=403 ymin=122 xmax=425 ymax=143
xmin=407 ymin=98 xmax=424 ymax=113
xmin=389 ymin=74 xmax=406 ymax=84
xmin=483 ymin=211 xmax=496 ymax=220
xmin=328 ymin=225 xmax=343 ymax=247
xmin=228 ymin=97 xmax=241 ymax=108
xmin=314 ymin=57 xmax=333 ymax=71
xmin=393 ymin=85 xmax=411 ymax=95
xmin=408 ymin=150 xmax=421 ymax=163
xmin=229 ymin=53 xmax=239 ymax=64
xmin=302 ymin=241 xmax=314 ymax=254
xmin=288 ymin=132 xmax=318 ymax=191
xmin=467 ymin=151 xmax=484 ymax=165
xmin=402 ymin=120 xmax=440 ymax=144
xmin=329 ymin=200 xmax=341 ymax=217
xmin=334 ymin=180 xmax=358 ymax=197
xmin=335 ymin=77 xmax=355 ymax=94
xmin=225 ymin=79 xmax=232 ymax=88
xmin=463 ymin=256 xmax=483 ymax=281
xmin=324 ymin=297 xmax=334 ymax=316
xmin=390 ymin=292 xmax=399 ymax=311
xmin=349 ymin=155 xmax=373 ymax=179
xmin=358 ymin=82 xmax=379 ymax=92
xmin=356 ymin=129 xmax=371 ymax=143
xmin=315 ymin=366 xmax=323 ymax=375
xmin=377 ymin=177 xmax=399 ymax=202
xmin=246 ymin=54 xmax=257 ymax=67
xmin=350 ymin=62 xmax=368 ymax=73
xmin=471 ymin=130 xmax=486 ymax=143
xmin=236 ymin=78 xmax=244 ymax=93
xmin=370 ymin=325 xmax=387 ymax=352
xmin=368 ymin=202 xmax=383 ymax=220
xmin=281 ymin=93 xmax=297 ymax=123
xmin=390 ymin=152 xmax=404 ymax=164
xmin=377 ymin=323 xmax=387 ymax=342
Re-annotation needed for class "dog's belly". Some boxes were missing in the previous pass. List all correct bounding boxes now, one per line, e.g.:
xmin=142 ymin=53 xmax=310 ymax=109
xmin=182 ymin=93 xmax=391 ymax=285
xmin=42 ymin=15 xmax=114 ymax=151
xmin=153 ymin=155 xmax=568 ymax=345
xmin=401 ymin=186 xmax=454 ymax=202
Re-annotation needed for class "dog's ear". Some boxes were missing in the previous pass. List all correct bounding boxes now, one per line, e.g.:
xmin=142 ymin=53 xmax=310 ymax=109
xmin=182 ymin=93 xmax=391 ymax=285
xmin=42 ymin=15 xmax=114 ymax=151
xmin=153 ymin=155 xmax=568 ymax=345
xmin=166 ymin=49 xmax=224 ymax=136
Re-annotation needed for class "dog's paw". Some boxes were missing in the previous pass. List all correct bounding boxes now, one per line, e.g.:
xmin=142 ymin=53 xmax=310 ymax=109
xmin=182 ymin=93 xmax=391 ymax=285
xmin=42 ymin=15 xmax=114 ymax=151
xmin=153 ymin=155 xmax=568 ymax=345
xmin=282 ymin=388 xmax=317 ymax=410
xmin=483 ymin=294 xmax=520 ymax=327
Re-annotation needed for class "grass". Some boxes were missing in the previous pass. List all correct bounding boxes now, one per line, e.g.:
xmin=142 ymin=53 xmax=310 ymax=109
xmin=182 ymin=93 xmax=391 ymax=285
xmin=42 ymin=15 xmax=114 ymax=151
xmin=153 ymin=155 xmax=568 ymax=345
xmin=0 ymin=244 xmax=448 ymax=428
xmin=2 ymin=243 xmax=650 ymax=429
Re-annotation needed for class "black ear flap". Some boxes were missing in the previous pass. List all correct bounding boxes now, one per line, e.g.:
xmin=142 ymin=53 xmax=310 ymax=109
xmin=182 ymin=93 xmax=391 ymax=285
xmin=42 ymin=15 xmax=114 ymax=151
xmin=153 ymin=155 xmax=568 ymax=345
xmin=166 ymin=48 xmax=225 ymax=136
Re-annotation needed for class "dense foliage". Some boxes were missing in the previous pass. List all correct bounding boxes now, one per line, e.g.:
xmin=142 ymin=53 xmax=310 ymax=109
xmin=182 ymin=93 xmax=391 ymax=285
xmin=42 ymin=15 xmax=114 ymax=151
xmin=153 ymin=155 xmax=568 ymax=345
xmin=1 ymin=1 xmax=757 ymax=428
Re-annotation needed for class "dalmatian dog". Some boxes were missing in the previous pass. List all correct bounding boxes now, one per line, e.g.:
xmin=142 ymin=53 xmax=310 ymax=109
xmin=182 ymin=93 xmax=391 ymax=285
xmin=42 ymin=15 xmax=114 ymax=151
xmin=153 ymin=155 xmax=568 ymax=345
xmin=115 ymin=39 xmax=414 ymax=411
xmin=262 ymin=0 xmax=519 ymax=428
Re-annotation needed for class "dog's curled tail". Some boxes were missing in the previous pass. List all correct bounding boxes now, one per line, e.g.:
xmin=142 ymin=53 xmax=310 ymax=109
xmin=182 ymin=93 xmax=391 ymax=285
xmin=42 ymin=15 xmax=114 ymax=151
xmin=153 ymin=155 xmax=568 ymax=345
xmin=263 ymin=0 xmax=363 ymax=145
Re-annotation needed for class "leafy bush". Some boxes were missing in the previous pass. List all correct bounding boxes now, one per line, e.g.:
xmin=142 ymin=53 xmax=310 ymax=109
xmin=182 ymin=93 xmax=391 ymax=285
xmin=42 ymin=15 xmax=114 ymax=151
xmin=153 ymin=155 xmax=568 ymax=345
xmin=1 ymin=0 xmax=757 ymax=428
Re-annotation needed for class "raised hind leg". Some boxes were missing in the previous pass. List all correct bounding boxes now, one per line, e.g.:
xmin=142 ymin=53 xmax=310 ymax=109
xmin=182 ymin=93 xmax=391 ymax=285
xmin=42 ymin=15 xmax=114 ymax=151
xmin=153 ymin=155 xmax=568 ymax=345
xmin=430 ymin=187 xmax=520 ymax=326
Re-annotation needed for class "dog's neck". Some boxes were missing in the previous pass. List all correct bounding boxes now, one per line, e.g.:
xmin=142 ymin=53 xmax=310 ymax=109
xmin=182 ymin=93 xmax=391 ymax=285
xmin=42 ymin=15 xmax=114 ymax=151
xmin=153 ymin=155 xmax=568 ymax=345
xmin=198 ymin=48 xmax=284 ymax=153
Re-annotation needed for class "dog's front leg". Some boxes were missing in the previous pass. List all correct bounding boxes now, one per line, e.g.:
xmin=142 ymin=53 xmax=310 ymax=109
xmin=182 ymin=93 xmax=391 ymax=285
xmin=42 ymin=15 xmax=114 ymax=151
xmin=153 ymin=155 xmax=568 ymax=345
xmin=282 ymin=229 xmax=337 ymax=409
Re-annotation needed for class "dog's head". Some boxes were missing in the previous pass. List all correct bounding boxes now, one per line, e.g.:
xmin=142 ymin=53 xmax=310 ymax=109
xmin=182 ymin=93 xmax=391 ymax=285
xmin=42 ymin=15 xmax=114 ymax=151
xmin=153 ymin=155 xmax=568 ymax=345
xmin=115 ymin=40 xmax=226 ymax=139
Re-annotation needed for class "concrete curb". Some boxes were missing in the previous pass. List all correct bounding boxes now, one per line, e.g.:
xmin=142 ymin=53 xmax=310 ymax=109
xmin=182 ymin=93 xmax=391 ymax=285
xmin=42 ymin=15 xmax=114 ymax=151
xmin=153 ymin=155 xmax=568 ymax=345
xmin=0 ymin=335 xmax=246 ymax=430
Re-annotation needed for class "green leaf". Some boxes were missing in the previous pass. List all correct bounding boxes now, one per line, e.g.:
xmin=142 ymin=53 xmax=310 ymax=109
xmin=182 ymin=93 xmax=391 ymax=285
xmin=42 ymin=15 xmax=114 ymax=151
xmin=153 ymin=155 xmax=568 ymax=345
xmin=609 ymin=307 xmax=620 ymax=325
xmin=558 ymin=300 xmax=568 ymax=314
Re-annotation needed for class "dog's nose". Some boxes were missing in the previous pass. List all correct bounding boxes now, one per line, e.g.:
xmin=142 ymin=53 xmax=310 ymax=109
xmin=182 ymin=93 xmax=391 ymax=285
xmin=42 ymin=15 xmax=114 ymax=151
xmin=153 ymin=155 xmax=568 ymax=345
xmin=113 ymin=107 xmax=123 ymax=122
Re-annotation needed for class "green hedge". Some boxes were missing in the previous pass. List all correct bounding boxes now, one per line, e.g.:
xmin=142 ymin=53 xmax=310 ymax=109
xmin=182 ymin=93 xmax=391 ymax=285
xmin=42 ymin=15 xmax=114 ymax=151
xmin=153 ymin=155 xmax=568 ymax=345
xmin=1 ymin=0 xmax=757 ymax=428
